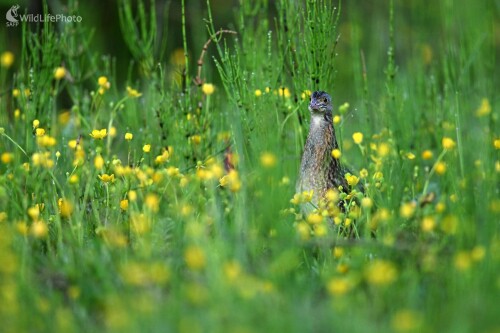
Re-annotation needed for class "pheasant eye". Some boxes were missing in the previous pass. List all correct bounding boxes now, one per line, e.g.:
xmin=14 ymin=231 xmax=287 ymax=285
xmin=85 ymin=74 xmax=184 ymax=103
xmin=323 ymin=98 xmax=327 ymax=103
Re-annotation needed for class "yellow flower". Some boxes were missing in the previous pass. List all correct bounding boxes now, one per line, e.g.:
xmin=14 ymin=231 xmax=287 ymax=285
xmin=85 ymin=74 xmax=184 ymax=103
xmin=359 ymin=168 xmax=368 ymax=178
xmin=325 ymin=189 xmax=339 ymax=203
xmin=35 ymin=128 xmax=46 ymax=137
xmin=128 ymin=190 xmax=137 ymax=202
xmin=296 ymin=222 xmax=310 ymax=240
xmin=331 ymin=149 xmax=342 ymax=159
xmin=98 ymin=76 xmax=110 ymax=88
xmin=166 ymin=166 xmax=180 ymax=177
xmin=399 ymin=202 xmax=416 ymax=219
xmin=27 ymin=206 xmax=41 ymax=221
xmin=391 ymin=310 xmax=421 ymax=332
xmin=12 ymin=88 xmax=20 ymax=97
xmin=365 ymin=259 xmax=398 ymax=286
xmin=442 ymin=137 xmax=456 ymax=150
xmin=98 ymin=174 xmax=115 ymax=183
xmin=372 ymin=172 xmax=383 ymax=183
xmin=145 ymin=193 xmax=159 ymax=212
xmin=1 ymin=152 xmax=13 ymax=164
xmin=333 ymin=247 xmax=344 ymax=258
xmin=120 ymin=199 xmax=129 ymax=211
xmin=58 ymin=198 xmax=74 ymax=218
xmin=184 ymin=245 xmax=206 ymax=270
xmin=36 ymin=135 xmax=57 ymax=147
xmin=327 ymin=277 xmax=351 ymax=296
xmin=333 ymin=115 xmax=341 ymax=124
xmin=421 ymin=216 xmax=435 ymax=232
xmin=94 ymin=155 xmax=104 ymax=170
xmin=69 ymin=174 xmax=79 ymax=184
xmin=377 ymin=143 xmax=390 ymax=157
xmin=260 ymin=152 xmax=277 ymax=168
xmin=435 ymin=161 xmax=447 ymax=175
xmin=143 ymin=144 xmax=151 ymax=153
xmin=32 ymin=119 xmax=40 ymax=129
xmin=494 ymin=139 xmax=500 ymax=150
xmin=421 ymin=150 xmax=433 ymax=160
xmin=454 ymin=251 xmax=471 ymax=271
xmin=201 ymin=83 xmax=215 ymax=95
xmin=90 ymin=128 xmax=107 ymax=140
xmin=361 ymin=197 xmax=373 ymax=209
xmin=219 ymin=170 xmax=241 ymax=192
xmin=58 ymin=111 xmax=71 ymax=125
xmin=306 ymin=213 xmax=323 ymax=225
xmin=155 ymin=149 xmax=170 ymax=164
xmin=352 ymin=132 xmax=363 ymax=145
xmin=471 ymin=246 xmax=485 ymax=262
xmin=405 ymin=152 xmax=416 ymax=160
xmin=345 ymin=173 xmax=359 ymax=187
xmin=53 ymin=67 xmax=66 ymax=80
xmin=1 ymin=51 xmax=14 ymax=68
xmin=32 ymin=152 xmax=54 ymax=168
xmin=301 ymin=90 xmax=312 ymax=100
xmin=475 ymin=98 xmax=491 ymax=117
xmin=314 ymin=224 xmax=328 ymax=237
xmin=223 ymin=261 xmax=242 ymax=282
xmin=126 ymin=86 xmax=142 ymax=98
xmin=290 ymin=190 xmax=314 ymax=205
xmin=30 ymin=221 xmax=48 ymax=238
xmin=255 ymin=89 xmax=262 ymax=97
xmin=190 ymin=135 xmax=202 ymax=145
xmin=278 ymin=87 xmax=291 ymax=98
xmin=124 ymin=132 xmax=133 ymax=141
xmin=170 ymin=48 xmax=185 ymax=66
xmin=441 ymin=215 xmax=457 ymax=234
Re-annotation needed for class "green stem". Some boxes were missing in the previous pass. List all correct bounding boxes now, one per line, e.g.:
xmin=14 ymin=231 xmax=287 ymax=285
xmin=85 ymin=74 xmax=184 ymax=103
xmin=181 ymin=0 xmax=189 ymax=90
xmin=422 ymin=149 xmax=448 ymax=196
xmin=454 ymin=91 xmax=465 ymax=180
xmin=1 ymin=133 xmax=28 ymax=158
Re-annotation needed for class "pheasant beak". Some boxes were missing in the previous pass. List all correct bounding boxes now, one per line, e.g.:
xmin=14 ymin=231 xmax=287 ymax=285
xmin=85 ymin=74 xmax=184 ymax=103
xmin=309 ymin=100 xmax=320 ymax=112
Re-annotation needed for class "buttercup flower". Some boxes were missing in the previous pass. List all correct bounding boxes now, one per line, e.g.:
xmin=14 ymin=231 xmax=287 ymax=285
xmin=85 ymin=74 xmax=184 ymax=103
xmin=331 ymin=149 xmax=342 ymax=159
xmin=54 ymin=67 xmax=66 ymax=80
xmin=442 ymin=137 xmax=456 ymax=150
xmin=202 ymin=83 xmax=215 ymax=95
xmin=352 ymin=132 xmax=363 ymax=145
xmin=99 ymin=174 xmax=115 ymax=183
xmin=126 ymin=86 xmax=142 ymax=98
xmin=90 ymin=129 xmax=107 ymax=140
xmin=0 ymin=51 xmax=14 ymax=68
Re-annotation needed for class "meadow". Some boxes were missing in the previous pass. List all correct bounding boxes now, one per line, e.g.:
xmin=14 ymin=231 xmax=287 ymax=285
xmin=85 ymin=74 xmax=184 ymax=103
xmin=0 ymin=0 xmax=498 ymax=332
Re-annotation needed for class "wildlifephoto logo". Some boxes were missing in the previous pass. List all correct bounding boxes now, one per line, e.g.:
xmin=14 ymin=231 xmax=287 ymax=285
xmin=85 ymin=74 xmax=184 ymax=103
xmin=5 ymin=4 xmax=19 ymax=26
xmin=6 ymin=4 xmax=82 ymax=27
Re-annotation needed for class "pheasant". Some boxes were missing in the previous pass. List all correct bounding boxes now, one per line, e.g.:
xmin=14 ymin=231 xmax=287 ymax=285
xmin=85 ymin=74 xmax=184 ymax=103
xmin=296 ymin=91 xmax=354 ymax=214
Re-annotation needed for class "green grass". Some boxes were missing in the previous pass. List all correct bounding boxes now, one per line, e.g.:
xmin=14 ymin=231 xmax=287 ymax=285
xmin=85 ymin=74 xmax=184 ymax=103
xmin=0 ymin=0 xmax=499 ymax=332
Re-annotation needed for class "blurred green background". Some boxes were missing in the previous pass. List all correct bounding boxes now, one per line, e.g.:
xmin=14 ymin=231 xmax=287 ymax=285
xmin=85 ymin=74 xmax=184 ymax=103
xmin=2 ymin=0 xmax=498 ymax=103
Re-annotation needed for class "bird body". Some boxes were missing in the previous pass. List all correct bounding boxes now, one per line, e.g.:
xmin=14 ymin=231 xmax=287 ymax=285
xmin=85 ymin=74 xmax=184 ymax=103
xmin=297 ymin=91 xmax=349 ymax=210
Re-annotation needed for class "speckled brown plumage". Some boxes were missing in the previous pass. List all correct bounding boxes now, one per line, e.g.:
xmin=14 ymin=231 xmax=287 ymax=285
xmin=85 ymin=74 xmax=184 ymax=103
xmin=297 ymin=91 xmax=349 ymax=210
